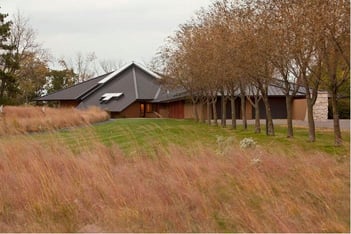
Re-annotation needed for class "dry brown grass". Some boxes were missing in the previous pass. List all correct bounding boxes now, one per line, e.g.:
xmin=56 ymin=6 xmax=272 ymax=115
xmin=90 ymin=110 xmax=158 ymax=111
xmin=0 ymin=106 xmax=109 ymax=135
xmin=0 ymin=136 xmax=348 ymax=232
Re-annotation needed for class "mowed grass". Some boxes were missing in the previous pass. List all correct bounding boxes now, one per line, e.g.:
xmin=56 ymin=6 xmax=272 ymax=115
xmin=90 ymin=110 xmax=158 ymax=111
xmin=46 ymin=118 xmax=350 ymax=157
xmin=47 ymin=119 xmax=227 ymax=156
xmin=0 ymin=117 xmax=349 ymax=232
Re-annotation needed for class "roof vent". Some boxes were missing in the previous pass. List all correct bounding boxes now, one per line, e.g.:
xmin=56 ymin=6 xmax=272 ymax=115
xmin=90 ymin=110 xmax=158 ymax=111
xmin=99 ymin=93 xmax=123 ymax=103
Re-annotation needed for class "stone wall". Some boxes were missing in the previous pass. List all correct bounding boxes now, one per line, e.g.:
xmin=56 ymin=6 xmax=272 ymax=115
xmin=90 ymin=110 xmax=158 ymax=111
xmin=312 ymin=91 xmax=329 ymax=120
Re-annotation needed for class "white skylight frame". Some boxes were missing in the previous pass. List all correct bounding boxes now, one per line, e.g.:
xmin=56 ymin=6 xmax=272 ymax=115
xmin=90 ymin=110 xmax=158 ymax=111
xmin=100 ymin=92 xmax=123 ymax=102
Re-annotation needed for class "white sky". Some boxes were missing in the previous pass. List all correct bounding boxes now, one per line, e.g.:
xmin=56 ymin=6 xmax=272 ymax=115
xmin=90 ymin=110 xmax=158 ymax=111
xmin=0 ymin=0 xmax=214 ymax=65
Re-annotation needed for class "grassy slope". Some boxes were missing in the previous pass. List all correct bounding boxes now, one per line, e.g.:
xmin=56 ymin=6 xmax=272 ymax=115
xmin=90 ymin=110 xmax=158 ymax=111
xmin=0 ymin=118 xmax=349 ymax=232
xmin=52 ymin=118 xmax=349 ymax=157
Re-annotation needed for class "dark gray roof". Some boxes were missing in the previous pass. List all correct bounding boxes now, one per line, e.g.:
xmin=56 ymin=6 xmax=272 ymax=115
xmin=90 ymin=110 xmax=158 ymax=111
xmin=35 ymin=62 xmax=162 ymax=112
xmin=34 ymin=73 xmax=110 ymax=101
xmin=152 ymin=87 xmax=188 ymax=103
xmin=76 ymin=62 xmax=161 ymax=112
xmin=255 ymin=85 xmax=306 ymax=96
xmin=231 ymin=83 xmax=307 ymax=97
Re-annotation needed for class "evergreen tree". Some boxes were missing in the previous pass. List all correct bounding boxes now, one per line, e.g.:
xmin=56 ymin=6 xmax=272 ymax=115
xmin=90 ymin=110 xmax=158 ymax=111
xmin=0 ymin=9 xmax=18 ymax=104
xmin=46 ymin=69 xmax=76 ymax=93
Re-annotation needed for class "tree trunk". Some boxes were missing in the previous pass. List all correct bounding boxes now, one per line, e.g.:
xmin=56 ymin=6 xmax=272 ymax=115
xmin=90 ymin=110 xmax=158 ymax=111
xmin=207 ymin=100 xmax=211 ymax=125
xmin=200 ymin=103 xmax=205 ymax=123
xmin=286 ymin=95 xmax=294 ymax=138
xmin=254 ymin=99 xmax=261 ymax=133
xmin=221 ymin=95 xmax=227 ymax=128
xmin=331 ymin=91 xmax=342 ymax=146
xmin=230 ymin=96 xmax=236 ymax=129
xmin=212 ymin=100 xmax=218 ymax=126
xmin=262 ymin=95 xmax=274 ymax=136
xmin=0 ymin=80 xmax=6 ymax=100
xmin=306 ymin=98 xmax=316 ymax=142
xmin=240 ymin=94 xmax=247 ymax=130
xmin=192 ymin=101 xmax=199 ymax=122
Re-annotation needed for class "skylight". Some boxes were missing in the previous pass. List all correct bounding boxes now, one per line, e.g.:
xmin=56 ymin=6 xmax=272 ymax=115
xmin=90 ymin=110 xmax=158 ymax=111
xmin=100 ymin=93 xmax=123 ymax=103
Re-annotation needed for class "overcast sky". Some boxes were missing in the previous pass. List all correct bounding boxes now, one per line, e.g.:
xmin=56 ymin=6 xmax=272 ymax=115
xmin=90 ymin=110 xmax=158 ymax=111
xmin=0 ymin=0 xmax=214 ymax=65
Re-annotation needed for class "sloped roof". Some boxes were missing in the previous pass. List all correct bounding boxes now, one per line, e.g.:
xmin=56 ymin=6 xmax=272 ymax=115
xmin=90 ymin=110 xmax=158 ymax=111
xmin=37 ymin=62 xmax=161 ymax=112
xmin=35 ymin=62 xmax=161 ymax=103
xmin=34 ymin=73 xmax=110 ymax=101
xmin=152 ymin=87 xmax=188 ymax=103
xmin=244 ymin=84 xmax=307 ymax=97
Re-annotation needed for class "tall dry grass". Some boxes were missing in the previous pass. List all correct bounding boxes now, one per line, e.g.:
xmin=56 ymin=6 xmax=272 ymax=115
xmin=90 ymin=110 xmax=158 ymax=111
xmin=0 ymin=106 xmax=109 ymax=135
xmin=0 ymin=136 xmax=348 ymax=232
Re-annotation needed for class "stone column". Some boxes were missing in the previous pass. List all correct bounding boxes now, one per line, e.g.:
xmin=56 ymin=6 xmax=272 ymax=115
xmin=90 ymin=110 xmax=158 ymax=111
xmin=312 ymin=91 xmax=329 ymax=121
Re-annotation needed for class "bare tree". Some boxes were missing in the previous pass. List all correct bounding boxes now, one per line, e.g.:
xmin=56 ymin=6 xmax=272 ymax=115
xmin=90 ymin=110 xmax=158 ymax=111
xmin=9 ymin=11 xmax=50 ymax=104
xmin=99 ymin=59 xmax=125 ymax=73
xmin=257 ymin=0 xmax=302 ymax=138
xmin=235 ymin=4 xmax=275 ymax=135
xmin=317 ymin=0 xmax=350 ymax=145
xmin=246 ymin=84 xmax=262 ymax=133
xmin=289 ymin=1 xmax=325 ymax=142
xmin=59 ymin=51 xmax=97 ymax=83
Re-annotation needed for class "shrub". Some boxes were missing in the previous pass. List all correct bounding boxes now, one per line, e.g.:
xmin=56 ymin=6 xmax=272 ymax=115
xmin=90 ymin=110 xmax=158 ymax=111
xmin=216 ymin=135 xmax=236 ymax=155
xmin=239 ymin=137 xmax=257 ymax=149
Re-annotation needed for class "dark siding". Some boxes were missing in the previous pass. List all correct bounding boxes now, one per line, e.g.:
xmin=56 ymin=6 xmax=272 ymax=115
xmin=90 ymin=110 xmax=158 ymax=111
xmin=168 ymin=101 xmax=184 ymax=119
xmin=215 ymin=97 xmax=241 ymax=119
xmin=215 ymin=96 xmax=287 ymax=119
xmin=258 ymin=97 xmax=287 ymax=119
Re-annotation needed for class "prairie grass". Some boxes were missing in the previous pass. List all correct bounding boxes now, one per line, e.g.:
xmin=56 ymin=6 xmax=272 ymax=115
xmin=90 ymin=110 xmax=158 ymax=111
xmin=0 ymin=106 xmax=109 ymax=135
xmin=0 ymin=132 xmax=349 ymax=232
xmin=0 ymin=117 xmax=349 ymax=232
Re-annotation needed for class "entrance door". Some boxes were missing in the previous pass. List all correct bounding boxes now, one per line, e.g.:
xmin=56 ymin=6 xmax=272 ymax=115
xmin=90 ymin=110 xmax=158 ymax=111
xmin=140 ymin=103 xmax=145 ymax=117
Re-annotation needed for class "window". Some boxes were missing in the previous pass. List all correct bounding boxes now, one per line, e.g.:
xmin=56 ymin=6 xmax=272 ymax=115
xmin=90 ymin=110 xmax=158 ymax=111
xmin=146 ymin=103 xmax=153 ymax=113
xmin=140 ymin=103 xmax=145 ymax=114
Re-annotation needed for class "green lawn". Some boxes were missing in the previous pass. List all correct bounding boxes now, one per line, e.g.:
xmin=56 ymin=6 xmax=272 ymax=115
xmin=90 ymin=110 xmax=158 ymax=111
xmin=44 ymin=118 xmax=350 ymax=157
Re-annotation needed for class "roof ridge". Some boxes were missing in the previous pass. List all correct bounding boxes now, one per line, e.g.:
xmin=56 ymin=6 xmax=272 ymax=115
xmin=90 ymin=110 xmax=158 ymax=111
xmin=98 ymin=61 xmax=161 ymax=84
xmin=132 ymin=61 xmax=161 ymax=79
xmin=132 ymin=66 xmax=139 ymax=99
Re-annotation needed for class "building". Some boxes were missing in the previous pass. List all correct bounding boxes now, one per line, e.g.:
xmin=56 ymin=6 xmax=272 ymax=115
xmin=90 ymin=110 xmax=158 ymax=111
xmin=35 ymin=62 xmax=328 ymax=120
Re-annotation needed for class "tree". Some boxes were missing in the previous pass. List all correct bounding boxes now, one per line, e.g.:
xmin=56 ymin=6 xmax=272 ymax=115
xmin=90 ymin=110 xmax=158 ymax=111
xmin=317 ymin=0 xmax=350 ymax=145
xmin=258 ymin=0 xmax=303 ymax=138
xmin=99 ymin=59 xmax=125 ymax=73
xmin=156 ymin=21 xmax=207 ymax=122
xmin=0 ymin=9 xmax=18 ymax=104
xmin=235 ymin=3 xmax=275 ymax=135
xmin=59 ymin=51 xmax=97 ymax=83
xmin=45 ymin=68 xmax=76 ymax=93
xmin=9 ymin=11 xmax=50 ymax=104
xmin=290 ymin=1 xmax=325 ymax=142
xmin=16 ymin=52 xmax=48 ymax=103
